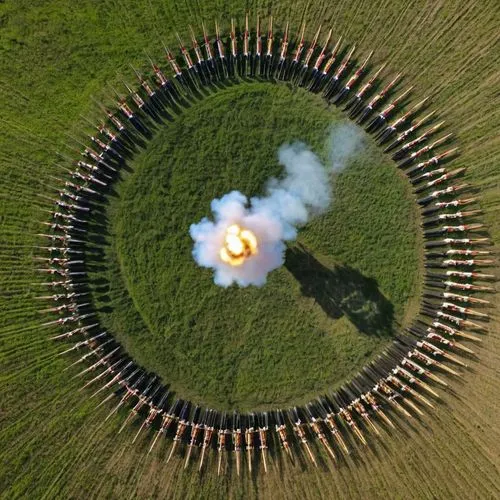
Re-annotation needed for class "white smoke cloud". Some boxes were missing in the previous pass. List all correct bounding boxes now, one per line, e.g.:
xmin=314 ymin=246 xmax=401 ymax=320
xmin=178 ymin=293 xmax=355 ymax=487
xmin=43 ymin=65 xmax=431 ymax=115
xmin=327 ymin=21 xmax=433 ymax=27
xmin=189 ymin=123 xmax=364 ymax=287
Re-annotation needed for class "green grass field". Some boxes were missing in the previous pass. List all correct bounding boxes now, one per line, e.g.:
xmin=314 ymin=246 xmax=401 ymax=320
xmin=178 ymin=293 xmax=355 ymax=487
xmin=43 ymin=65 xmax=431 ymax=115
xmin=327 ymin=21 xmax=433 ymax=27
xmin=90 ymin=82 xmax=421 ymax=410
xmin=0 ymin=1 xmax=499 ymax=499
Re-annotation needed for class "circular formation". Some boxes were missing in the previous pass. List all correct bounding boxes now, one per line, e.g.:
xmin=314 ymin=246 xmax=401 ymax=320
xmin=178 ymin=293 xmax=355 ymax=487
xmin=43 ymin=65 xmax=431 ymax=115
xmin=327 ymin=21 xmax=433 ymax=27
xmin=104 ymin=82 xmax=419 ymax=409
xmin=36 ymin=15 xmax=492 ymax=476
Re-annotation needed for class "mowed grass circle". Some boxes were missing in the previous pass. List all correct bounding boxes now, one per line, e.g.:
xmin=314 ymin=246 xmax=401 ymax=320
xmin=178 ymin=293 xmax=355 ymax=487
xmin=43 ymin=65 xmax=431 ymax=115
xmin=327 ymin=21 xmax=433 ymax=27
xmin=93 ymin=82 xmax=423 ymax=411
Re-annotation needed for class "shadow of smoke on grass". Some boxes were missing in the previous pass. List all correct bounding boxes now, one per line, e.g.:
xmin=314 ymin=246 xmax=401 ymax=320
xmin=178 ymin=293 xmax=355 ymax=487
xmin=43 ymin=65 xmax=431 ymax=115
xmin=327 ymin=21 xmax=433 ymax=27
xmin=285 ymin=244 xmax=395 ymax=337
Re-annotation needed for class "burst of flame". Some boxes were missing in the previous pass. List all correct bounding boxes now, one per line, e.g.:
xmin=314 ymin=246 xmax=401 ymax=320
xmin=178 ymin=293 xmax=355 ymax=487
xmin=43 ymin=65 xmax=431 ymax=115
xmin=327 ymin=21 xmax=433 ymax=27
xmin=219 ymin=224 xmax=258 ymax=266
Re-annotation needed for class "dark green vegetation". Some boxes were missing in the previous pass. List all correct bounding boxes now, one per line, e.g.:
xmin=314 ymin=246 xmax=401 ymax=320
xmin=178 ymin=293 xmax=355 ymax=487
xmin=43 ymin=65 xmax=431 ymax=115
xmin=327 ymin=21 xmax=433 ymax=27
xmin=1 ymin=1 xmax=499 ymax=499
xmin=95 ymin=83 xmax=420 ymax=410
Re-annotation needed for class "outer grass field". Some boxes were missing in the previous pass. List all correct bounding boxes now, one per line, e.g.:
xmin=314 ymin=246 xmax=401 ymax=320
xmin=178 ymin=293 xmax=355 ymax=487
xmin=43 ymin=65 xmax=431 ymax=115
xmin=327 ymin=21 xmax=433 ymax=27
xmin=0 ymin=1 xmax=499 ymax=499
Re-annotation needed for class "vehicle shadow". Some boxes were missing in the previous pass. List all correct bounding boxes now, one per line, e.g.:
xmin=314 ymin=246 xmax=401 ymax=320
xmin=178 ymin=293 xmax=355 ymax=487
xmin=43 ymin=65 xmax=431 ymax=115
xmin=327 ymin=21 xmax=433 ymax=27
xmin=284 ymin=244 xmax=395 ymax=336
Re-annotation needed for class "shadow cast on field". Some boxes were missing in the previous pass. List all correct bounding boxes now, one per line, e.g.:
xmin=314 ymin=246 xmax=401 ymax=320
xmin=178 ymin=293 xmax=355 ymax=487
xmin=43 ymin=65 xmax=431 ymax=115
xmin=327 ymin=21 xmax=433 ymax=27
xmin=285 ymin=245 xmax=394 ymax=336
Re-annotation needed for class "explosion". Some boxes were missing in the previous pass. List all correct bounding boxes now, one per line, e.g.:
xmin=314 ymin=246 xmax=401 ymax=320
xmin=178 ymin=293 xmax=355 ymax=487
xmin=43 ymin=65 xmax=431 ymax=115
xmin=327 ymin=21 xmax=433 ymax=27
xmin=220 ymin=224 xmax=258 ymax=266
xmin=190 ymin=124 xmax=364 ymax=287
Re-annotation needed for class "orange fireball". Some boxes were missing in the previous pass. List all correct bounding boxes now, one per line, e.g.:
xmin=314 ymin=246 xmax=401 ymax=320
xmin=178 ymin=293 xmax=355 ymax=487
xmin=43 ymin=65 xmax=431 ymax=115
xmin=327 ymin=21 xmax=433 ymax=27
xmin=219 ymin=224 xmax=258 ymax=266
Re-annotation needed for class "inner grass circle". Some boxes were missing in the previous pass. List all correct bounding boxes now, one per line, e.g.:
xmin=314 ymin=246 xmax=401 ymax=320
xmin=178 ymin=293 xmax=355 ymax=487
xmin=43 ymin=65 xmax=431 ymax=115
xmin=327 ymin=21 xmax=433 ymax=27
xmin=93 ymin=82 xmax=422 ymax=411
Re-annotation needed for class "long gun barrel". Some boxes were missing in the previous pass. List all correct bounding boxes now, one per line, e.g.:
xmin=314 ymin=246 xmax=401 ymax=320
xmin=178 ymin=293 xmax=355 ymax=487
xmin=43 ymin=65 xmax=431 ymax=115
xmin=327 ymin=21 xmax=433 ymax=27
xmin=167 ymin=401 xmax=190 ymax=462
xmin=216 ymin=412 xmax=229 ymax=475
xmin=199 ymin=409 xmax=216 ymax=472
xmin=148 ymin=399 xmax=180 ymax=454
xmin=289 ymin=408 xmax=317 ymax=466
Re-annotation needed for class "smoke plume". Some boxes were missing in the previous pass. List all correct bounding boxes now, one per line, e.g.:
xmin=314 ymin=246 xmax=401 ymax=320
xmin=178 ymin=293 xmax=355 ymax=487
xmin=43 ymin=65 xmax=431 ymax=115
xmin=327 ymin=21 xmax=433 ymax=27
xmin=189 ymin=123 xmax=364 ymax=287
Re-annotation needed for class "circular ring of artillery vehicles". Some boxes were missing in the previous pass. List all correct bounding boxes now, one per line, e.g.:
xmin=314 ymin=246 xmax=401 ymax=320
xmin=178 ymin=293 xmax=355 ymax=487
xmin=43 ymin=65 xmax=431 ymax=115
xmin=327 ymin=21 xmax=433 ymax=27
xmin=34 ymin=12 xmax=494 ymax=475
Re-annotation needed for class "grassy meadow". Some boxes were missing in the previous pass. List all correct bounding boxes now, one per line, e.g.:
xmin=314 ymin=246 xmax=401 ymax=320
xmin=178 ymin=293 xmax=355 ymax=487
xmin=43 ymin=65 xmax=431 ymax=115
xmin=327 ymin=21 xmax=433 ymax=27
xmin=0 ymin=1 xmax=499 ymax=499
xmin=90 ymin=82 xmax=421 ymax=410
